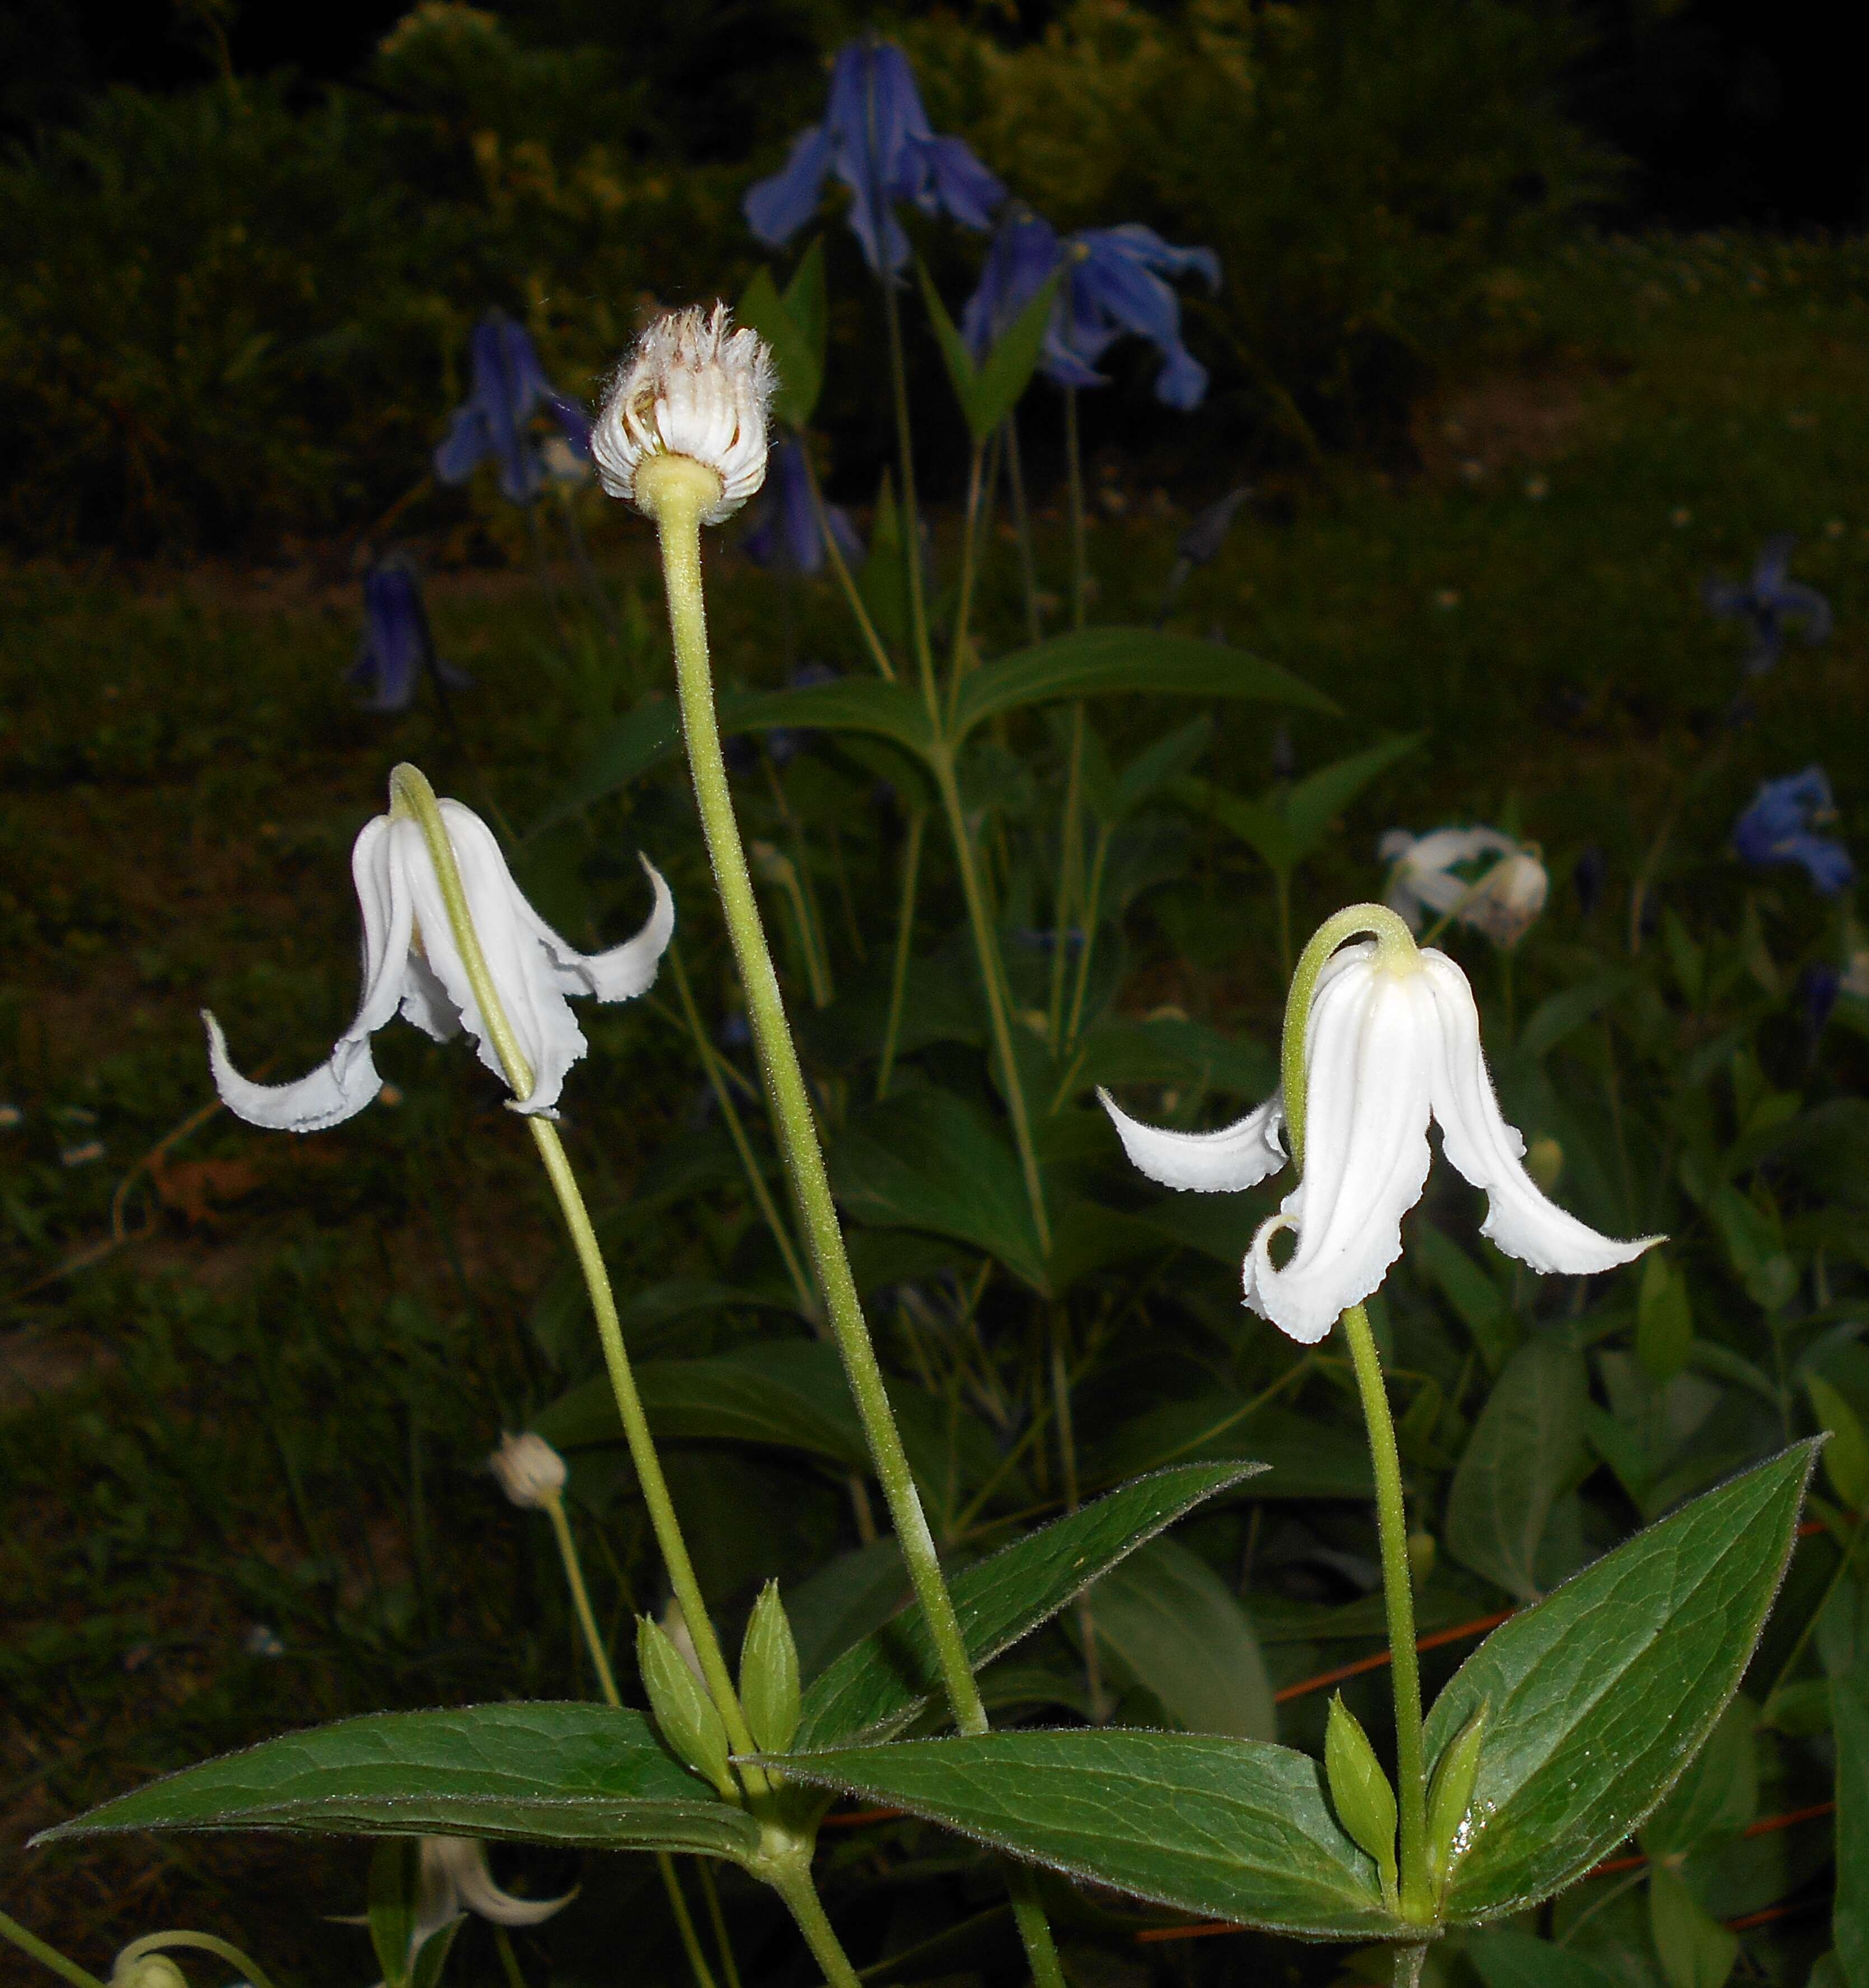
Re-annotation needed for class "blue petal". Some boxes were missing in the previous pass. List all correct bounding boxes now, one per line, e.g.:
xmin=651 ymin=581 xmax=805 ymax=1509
xmin=1152 ymin=343 xmax=1210 ymax=410
xmin=1082 ymin=224 xmax=1220 ymax=291
xmin=910 ymin=134 xmax=1005 ymax=232
xmin=1751 ymin=532 xmax=1797 ymax=590
xmin=1773 ymin=579 xmax=1833 ymax=643
xmin=962 ymin=208 xmax=1062 ymax=361
xmin=746 ymin=123 xmax=835 ymax=246
xmin=434 ymin=404 xmax=490 ymax=485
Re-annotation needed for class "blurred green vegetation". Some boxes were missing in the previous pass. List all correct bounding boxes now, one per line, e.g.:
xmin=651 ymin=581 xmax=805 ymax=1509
xmin=0 ymin=0 xmax=1613 ymax=552
xmin=3 ymin=231 xmax=1866 ymax=1979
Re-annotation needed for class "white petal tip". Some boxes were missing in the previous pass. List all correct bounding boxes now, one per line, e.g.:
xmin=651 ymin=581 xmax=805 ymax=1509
xmin=1098 ymin=1087 xmax=1287 ymax=1194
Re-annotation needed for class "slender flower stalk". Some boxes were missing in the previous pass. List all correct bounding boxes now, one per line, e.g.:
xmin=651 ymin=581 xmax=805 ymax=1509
xmin=627 ymin=439 xmax=1066 ymax=1988
xmin=0 ymin=1911 xmax=105 ymax=1988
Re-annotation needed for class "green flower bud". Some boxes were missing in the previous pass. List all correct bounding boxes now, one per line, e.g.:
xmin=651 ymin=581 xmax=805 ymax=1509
xmin=739 ymin=1580 xmax=801 ymax=1753
xmin=1324 ymin=1693 xmax=1399 ymax=1910
xmin=638 ymin=1616 xmax=736 ymax=1801
xmin=1427 ymin=1702 xmax=1488 ymax=1897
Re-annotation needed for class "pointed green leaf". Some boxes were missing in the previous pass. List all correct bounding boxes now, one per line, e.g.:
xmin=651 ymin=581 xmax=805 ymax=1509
xmin=794 ymin=1461 xmax=1265 ymax=1749
xmin=1424 ymin=1441 xmax=1819 ymax=1919
xmin=830 ymin=1090 xmax=1048 ymax=1291
xmin=1110 ymin=715 xmax=1214 ymax=820
xmin=953 ymin=630 xmax=1335 ymax=741
xmin=1649 ymin=1863 xmax=1739 ymax=1988
xmin=1084 ymin=1536 xmax=1275 ymax=1740
xmin=916 ymin=260 xmax=984 ymax=434
xmin=370 ymin=1836 xmax=421 ymax=1988
xmin=771 ymin=1728 xmax=1404 ymax=1939
xmin=1443 ymin=1333 xmax=1589 ymax=1603
xmin=970 ymin=271 xmax=1064 ymax=440
xmin=1279 ymin=732 xmax=1427 ymax=857
xmin=1173 ymin=776 xmax=1296 ymax=876
xmin=34 ymin=1703 xmax=761 ymax=1860
xmin=738 ymin=242 xmax=827 ymax=427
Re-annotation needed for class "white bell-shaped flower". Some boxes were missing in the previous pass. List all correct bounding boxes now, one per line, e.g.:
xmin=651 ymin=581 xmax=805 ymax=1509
xmin=412 ymin=1836 xmax=575 ymax=1950
xmin=1102 ymin=940 xmax=1657 ymax=1343
xmin=1381 ymin=826 xmax=1549 ymax=949
xmin=205 ymin=794 xmax=673 ymax=1130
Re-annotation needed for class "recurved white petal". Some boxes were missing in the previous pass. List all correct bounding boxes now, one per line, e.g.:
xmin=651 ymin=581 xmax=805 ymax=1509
xmin=1420 ymin=949 xmax=1659 ymax=1273
xmin=1243 ymin=944 xmax=1436 ymax=1342
xmin=204 ymin=817 xmax=412 ymax=1132
xmin=1097 ymin=1087 xmax=1287 ymax=1193
xmin=422 ymin=1836 xmax=576 ymax=1930
xmin=527 ymin=853 xmax=676 ymax=1002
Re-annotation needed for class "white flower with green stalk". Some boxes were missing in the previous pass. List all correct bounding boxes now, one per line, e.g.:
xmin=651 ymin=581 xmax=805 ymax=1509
xmin=598 ymin=302 xmax=1069 ymax=1988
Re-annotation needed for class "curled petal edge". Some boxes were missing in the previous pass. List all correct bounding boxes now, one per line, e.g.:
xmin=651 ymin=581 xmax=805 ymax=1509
xmin=1097 ymin=1087 xmax=1287 ymax=1194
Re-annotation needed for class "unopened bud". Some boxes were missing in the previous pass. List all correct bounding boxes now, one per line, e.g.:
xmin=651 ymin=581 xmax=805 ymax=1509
xmin=111 ymin=1958 xmax=189 ymax=1988
xmin=593 ymin=304 xmax=774 ymax=524
xmin=1427 ymin=1703 xmax=1488 ymax=1894
xmin=488 ymin=1431 xmax=566 ymax=1510
xmin=638 ymin=1616 xmax=736 ymax=1800
xmin=739 ymin=1580 xmax=801 ymax=1753
xmin=1324 ymin=1694 xmax=1399 ymax=1910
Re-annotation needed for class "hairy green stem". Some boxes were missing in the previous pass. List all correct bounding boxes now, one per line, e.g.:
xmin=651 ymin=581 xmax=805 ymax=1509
xmin=945 ymin=441 xmax=987 ymax=720
xmin=880 ymin=277 xmax=936 ymax=703
xmin=766 ymin=1859 xmax=863 ymax=1988
xmin=0 ymin=1912 xmax=104 ymax=1988
xmin=638 ymin=455 xmax=1065 ymax=1988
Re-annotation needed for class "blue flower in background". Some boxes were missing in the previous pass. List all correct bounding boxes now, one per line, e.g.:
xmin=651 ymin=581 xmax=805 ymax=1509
xmin=435 ymin=310 xmax=591 ymax=505
xmin=745 ymin=39 xmax=1004 ymax=277
xmin=348 ymin=555 xmax=473 ymax=714
xmin=1732 ymin=767 xmax=1854 ymax=895
xmin=962 ymin=206 xmax=1221 ymax=409
xmin=740 ymin=439 xmax=863 ymax=575
xmin=1703 ymin=533 xmax=1832 ymax=678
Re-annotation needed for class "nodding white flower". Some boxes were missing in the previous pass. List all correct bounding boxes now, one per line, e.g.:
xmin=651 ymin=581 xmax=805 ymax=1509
xmin=592 ymin=304 xmax=775 ymax=523
xmin=409 ymin=1836 xmax=576 ymax=1959
xmin=489 ymin=1430 xmax=567 ymax=1509
xmin=1102 ymin=941 xmax=1657 ymax=1344
xmin=205 ymin=790 xmax=673 ymax=1131
xmin=1380 ymin=826 xmax=1549 ymax=949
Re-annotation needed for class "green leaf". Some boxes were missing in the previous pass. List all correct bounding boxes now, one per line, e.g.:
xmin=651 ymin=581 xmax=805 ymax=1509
xmin=916 ymin=262 xmax=1061 ymax=445
xmin=1807 ymin=1373 xmax=1869 ymax=1511
xmin=1089 ymin=1398 xmax=1372 ymax=1500
xmin=1514 ymin=971 xmax=1631 ymax=1064
xmin=952 ymin=629 xmax=1335 ymax=741
xmin=534 ymin=1340 xmax=872 ymax=1476
xmin=1837 ymin=1653 xmax=1869 ymax=1988
xmin=1443 ymin=1333 xmax=1589 ymax=1603
xmin=1175 ymin=776 xmax=1294 ymax=874
xmin=771 ymin=1728 xmax=1403 ymax=1939
xmin=1649 ymin=1863 xmax=1739 ymax=1988
xmin=1415 ymin=1226 xmax=1517 ymax=1372
xmin=1639 ymin=1255 xmax=1695 ymax=1382
xmin=1466 ymin=1929 xmax=1624 ymax=1988
xmin=793 ymin=1461 xmax=1265 ymax=1750
xmin=1110 ymin=715 xmax=1214 ymax=820
xmin=724 ymin=677 xmax=934 ymax=759
xmin=738 ymin=241 xmax=827 ymax=426
xmin=1640 ymin=1696 xmax=1756 ymax=1859
xmin=1280 ymin=733 xmax=1427 ymax=859
xmin=1424 ymin=1441 xmax=1819 ymax=1920
xmin=1325 ymin=1694 xmax=1399 ymax=1906
xmin=830 ymin=1090 xmax=1047 ymax=1291
xmin=528 ymin=693 xmax=684 ymax=835
xmin=370 ymin=1837 xmax=421 ymax=1988
xmin=1060 ymin=1014 xmax=1275 ymax=1106
xmin=1083 ymin=1536 xmax=1276 ymax=1741
xmin=35 ymin=1703 xmax=762 ymax=1860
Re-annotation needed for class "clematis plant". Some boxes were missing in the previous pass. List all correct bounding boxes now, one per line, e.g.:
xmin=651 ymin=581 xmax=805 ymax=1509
xmin=963 ymin=203 xmax=1222 ymax=410
xmin=204 ymin=768 xmax=672 ymax=1129
xmin=745 ymin=39 xmax=1004 ymax=278
xmin=1702 ymin=532 xmax=1832 ymax=677
xmin=1732 ymin=766 xmax=1854 ymax=895
xmin=434 ymin=309 xmax=592 ymax=506
xmin=1102 ymin=909 xmax=1655 ymax=1343
xmin=1379 ymin=824 xmax=1549 ymax=948
xmin=348 ymin=553 xmax=472 ymax=715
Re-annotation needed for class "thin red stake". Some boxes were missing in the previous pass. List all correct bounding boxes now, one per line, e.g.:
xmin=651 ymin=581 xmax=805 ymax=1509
xmin=1585 ymin=1800 xmax=1838 ymax=1880
xmin=819 ymin=1807 xmax=905 ymax=1828
xmin=1274 ymin=1610 xmax=1514 ymax=1705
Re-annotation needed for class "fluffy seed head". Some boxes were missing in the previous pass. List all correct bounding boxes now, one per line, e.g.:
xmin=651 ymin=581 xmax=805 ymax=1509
xmin=592 ymin=304 xmax=775 ymax=523
xmin=489 ymin=1430 xmax=567 ymax=1509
